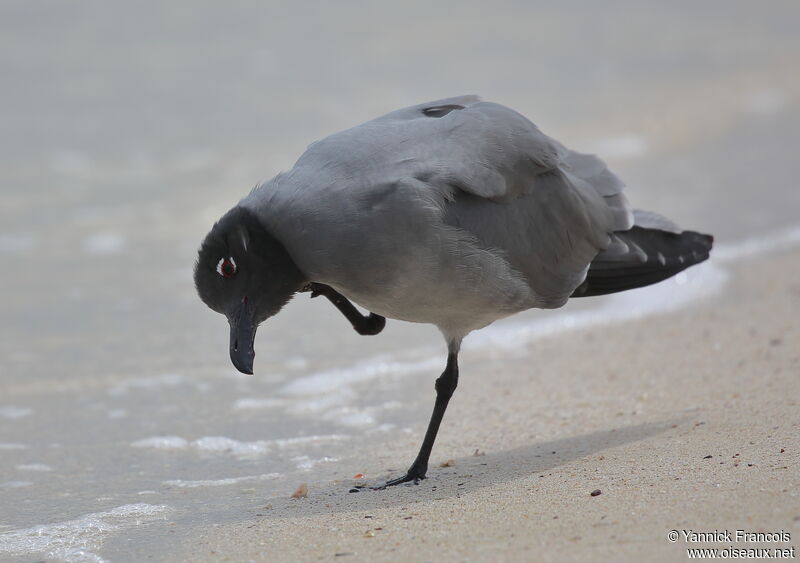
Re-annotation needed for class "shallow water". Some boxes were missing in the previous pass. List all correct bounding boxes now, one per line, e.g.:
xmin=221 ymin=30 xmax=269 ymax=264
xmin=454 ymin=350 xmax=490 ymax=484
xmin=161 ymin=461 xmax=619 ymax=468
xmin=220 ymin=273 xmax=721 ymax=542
xmin=1 ymin=1 xmax=799 ymax=561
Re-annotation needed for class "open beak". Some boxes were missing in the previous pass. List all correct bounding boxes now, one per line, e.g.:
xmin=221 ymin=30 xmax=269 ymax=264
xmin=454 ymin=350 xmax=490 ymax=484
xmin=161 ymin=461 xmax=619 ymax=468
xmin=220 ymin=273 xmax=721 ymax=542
xmin=228 ymin=298 xmax=257 ymax=375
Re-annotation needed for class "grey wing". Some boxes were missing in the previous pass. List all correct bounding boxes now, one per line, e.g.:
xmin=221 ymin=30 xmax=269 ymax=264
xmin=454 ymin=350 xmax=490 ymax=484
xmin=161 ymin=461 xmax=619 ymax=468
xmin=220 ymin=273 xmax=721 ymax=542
xmin=286 ymin=97 xmax=634 ymax=310
xmin=398 ymin=99 xmax=635 ymax=307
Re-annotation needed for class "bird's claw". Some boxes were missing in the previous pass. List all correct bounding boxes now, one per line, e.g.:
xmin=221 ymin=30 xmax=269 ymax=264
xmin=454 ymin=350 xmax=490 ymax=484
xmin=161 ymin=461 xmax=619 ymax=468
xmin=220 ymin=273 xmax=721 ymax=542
xmin=301 ymin=282 xmax=324 ymax=298
xmin=356 ymin=313 xmax=386 ymax=336
xmin=372 ymin=469 xmax=426 ymax=490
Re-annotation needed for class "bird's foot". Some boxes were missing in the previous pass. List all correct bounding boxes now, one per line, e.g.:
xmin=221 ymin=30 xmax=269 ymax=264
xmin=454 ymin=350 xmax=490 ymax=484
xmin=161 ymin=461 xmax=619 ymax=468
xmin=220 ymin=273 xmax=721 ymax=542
xmin=355 ymin=313 xmax=386 ymax=336
xmin=372 ymin=465 xmax=427 ymax=490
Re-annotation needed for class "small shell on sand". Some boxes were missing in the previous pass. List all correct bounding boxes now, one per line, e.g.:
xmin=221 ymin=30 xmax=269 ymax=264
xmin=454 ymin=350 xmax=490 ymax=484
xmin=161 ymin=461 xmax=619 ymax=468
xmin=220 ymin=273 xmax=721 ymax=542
xmin=291 ymin=483 xmax=308 ymax=499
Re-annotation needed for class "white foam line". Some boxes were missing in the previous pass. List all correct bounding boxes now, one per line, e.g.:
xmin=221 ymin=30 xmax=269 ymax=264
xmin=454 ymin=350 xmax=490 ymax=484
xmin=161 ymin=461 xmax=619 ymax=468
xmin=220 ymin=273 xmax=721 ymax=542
xmin=191 ymin=436 xmax=270 ymax=457
xmin=234 ymin=387 xmax=383 ymax=430
xmin=0 ymin=503 xmax=171 ymax=563
xmin=16 ymin=463 xmax=53 ymax=472
xmin=1 ymin=481 xmax=33 ymax=490
xmin=266 ymin=434 xmax=350 ymax=448
xmin=131 ymin=434 xmax=349 ymax=458
xmin=233 ymin=398 xmax=286 ymax=410
xmin=0 ymin=406 xmax=33 ymax=420
xmin=280 ymin=356 xmax=441 ymax=396
xmin=163 ymin=473 xmax=280 ymax=489
xmin=108 ymin=373 xmax=186 ymax=396
xmin=131 ymin=436 xmax=268 ymax=458
xmin=0 ymin=443 xmax=28 ymax=450
xmin=130 ymin=436 xmax=188 ymax=450
xmin=291 ymin=455 xmax=338 ymax=471
xmin=284 ymin=388 xmax=356 ymax=414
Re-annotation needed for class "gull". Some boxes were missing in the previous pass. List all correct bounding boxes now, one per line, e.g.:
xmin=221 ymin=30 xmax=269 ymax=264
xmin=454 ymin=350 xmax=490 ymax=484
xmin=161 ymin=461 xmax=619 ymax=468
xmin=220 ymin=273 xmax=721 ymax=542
xmin=194 ymin=96 xmax=712 ymax=487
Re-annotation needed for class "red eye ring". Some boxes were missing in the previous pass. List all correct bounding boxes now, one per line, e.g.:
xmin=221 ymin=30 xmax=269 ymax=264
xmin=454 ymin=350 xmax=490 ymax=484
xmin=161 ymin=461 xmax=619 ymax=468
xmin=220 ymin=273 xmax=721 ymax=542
xmin=216 ymin=257 xmax=237 ymax=278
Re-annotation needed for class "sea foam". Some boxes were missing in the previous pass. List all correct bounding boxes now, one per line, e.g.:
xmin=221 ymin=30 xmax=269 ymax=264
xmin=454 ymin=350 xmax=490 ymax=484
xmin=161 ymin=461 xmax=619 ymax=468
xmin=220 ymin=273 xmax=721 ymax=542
xmin=0 ymin=503 xmax=171 ymax=563
xmin=163 ymin=473 xmax=280 ymax=488
xmin=0 ymin=406 xmax=33 ymax=419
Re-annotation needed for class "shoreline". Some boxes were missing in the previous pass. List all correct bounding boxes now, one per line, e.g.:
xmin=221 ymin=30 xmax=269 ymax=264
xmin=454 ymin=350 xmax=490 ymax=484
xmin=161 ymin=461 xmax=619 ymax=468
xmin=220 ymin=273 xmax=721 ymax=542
xmin=177 ymin=247 xmax=800 ymax=562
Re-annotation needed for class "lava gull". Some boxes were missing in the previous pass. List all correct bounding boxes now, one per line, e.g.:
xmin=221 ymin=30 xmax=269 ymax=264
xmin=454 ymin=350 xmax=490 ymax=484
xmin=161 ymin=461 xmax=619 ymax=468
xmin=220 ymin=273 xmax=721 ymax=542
xmin=194 ymin=96 xmax=713 ymax=487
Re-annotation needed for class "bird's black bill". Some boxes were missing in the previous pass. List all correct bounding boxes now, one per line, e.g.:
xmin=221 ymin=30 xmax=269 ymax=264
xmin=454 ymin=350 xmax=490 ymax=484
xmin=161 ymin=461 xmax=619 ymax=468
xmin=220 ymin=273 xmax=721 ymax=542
xmin=229 ymin=299 xmax=257 ymax=375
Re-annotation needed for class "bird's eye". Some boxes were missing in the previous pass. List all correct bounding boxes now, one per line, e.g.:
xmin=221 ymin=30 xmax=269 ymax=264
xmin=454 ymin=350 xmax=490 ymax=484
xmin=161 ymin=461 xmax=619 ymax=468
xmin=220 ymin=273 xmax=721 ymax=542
xmin=216 ymin=257 xmax=237 ymax=278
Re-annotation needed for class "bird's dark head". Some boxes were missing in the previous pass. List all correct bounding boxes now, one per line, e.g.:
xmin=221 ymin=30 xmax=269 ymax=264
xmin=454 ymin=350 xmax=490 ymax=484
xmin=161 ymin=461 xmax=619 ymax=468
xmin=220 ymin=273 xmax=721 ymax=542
xmin=194 ymin=206 xmax=306 ymax=374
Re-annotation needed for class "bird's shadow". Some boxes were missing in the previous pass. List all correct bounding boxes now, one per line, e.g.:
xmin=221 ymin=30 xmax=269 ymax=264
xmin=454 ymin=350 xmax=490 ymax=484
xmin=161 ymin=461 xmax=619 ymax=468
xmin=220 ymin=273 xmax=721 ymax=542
xmin=241 ymin=418 xmax=681 ymax=521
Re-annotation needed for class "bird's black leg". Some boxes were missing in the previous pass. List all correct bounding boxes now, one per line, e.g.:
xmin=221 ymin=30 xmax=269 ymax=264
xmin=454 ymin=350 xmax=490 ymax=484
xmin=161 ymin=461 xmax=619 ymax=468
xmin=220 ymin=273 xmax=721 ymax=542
xmin=304 ymin=282 xmax=385 ymax=335
xmin=377 ymin=350 xmax=459 ymax=488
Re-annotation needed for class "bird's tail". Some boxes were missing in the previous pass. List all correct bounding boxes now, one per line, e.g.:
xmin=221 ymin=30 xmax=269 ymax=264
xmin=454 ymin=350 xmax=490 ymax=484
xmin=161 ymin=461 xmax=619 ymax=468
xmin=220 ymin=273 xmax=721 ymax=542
xmin=571 ymin=210 xmax=713 ymax=298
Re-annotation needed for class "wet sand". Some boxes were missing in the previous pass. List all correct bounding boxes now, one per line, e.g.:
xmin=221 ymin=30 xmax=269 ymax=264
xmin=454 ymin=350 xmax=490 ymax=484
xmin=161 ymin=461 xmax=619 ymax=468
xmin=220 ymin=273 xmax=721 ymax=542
xmin=180 ymin=247 xmax=800 ymax=562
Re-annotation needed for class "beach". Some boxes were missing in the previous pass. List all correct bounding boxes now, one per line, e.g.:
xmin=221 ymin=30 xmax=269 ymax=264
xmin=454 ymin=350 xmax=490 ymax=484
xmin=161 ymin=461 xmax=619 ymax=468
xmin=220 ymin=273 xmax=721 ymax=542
xmin=1 ymin=2 xmax=799 ymax=561
xmin=177 ymin=245 xmax=800 ymax=562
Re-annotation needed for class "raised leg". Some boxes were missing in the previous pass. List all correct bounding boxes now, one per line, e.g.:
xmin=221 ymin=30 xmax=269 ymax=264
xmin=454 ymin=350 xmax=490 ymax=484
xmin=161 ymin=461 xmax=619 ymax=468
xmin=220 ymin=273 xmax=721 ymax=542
xmin=306 ymin=282 xmax=385 ymax=335
xmin=377 ymin=349 xmax=459 ymax=488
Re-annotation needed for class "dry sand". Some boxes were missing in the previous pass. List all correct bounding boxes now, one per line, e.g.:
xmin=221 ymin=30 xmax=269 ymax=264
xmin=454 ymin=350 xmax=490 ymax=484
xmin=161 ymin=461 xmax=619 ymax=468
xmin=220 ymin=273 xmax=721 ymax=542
xmin=179 ymin=248 xmax=799 ymax=562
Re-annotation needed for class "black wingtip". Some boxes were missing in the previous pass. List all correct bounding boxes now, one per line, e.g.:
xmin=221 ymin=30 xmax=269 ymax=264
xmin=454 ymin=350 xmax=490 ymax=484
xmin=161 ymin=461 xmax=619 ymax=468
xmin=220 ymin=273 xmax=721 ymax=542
xmin=572 ymin=227 xmax=714 ymax=298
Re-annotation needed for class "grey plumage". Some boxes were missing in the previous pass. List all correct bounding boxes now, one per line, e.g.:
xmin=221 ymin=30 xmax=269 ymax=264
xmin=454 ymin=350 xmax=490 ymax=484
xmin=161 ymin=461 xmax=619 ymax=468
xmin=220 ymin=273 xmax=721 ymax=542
xmin=195 ymin=95 xmax=713 ymax=487
xmin=237 ymin=95 xmax=701 ymax=343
